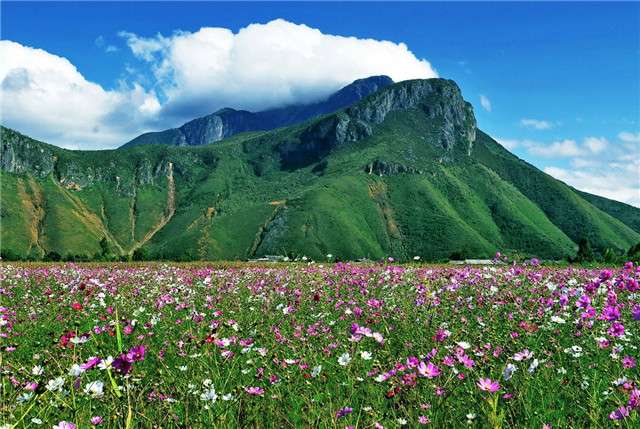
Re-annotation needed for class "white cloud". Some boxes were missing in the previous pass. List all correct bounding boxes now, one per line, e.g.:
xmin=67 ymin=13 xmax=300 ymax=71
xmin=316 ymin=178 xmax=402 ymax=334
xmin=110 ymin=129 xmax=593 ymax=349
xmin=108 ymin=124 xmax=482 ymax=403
xmin=495 ymin=138 xmax=520 ymax=150
xmin=520 ymin=118 xmax=553 ymax=130
xmin=618 ymin=131 xmax=640 ymax=144
xmin=120 ymin=19 xmax=438 ymax=121
xmin=479 ymin=94 xmax=491 ymax=112
xmin=528 ymin=139 xmax=582 ymax=157
xmin=0 ymin=40 xmax=161 ymax=149
xmin=544 ymin=164 xmax=640 ymax=207
xmin=583 ymin=136 xmax=608 ymax=154
xmin=1 ymin=20 xmax=438 ymax=149
xmin=524 ymin=136 xmax=608 ymax=158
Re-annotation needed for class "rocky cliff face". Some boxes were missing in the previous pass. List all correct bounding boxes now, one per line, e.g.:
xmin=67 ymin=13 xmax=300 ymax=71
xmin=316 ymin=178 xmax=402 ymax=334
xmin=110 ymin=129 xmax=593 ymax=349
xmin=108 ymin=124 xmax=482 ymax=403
xmin=280 ymin=79 xmax=477 ymax=168
xmin=1 ymin=128 xmax=58 ymax=177
xmin=122 ymin=76 xmax=393 ymax=148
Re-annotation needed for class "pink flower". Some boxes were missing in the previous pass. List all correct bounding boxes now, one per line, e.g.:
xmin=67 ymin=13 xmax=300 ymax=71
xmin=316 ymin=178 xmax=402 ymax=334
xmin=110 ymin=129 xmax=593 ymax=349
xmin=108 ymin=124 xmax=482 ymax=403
xmin=244 ymin=386 xmax=264 ymax=396
xmin=622 ymin=355 xmax=636 ymax=369
xmin=419 ymin=415 xmax=430 ymax=425
xmin=417 ymin=362 xmax=441 ymax=379
xmin=477 ymin=378 xmax=500 ymax=393
xmin=90 ymin=416 xmax=104 ymax=426
xmin=53 ymin=422 xmax=76 ymax=429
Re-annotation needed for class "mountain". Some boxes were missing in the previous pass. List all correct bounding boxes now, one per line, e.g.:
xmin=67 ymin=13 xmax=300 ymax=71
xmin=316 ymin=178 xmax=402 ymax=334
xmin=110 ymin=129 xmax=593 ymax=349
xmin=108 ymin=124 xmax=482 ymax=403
xmin=2 ymin=78 xmax=638 ymax=261
xmin=121 ymin=75 xmax=394 ymax=148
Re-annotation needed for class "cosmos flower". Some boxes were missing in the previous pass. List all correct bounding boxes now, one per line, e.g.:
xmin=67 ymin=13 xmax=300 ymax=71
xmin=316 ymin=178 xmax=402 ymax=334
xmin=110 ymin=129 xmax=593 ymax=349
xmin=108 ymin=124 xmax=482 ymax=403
xmin=417 ymin=362 xmax=441 ymax=379
xmin=53 ymin=422 xmax=76 ymax=429
xmin=244 ymin=386 xmax=264 ymax=396
xmin=477 ymin=378 xmax=500 ymax=393
xmin=338 ymin=353 xmax=351 ymax=366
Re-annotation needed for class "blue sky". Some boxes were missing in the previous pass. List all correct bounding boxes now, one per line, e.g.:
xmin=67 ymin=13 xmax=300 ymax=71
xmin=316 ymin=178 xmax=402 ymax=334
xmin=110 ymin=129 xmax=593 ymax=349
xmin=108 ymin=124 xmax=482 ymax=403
xmin=1 ymin=1 xmax=639 ymax=205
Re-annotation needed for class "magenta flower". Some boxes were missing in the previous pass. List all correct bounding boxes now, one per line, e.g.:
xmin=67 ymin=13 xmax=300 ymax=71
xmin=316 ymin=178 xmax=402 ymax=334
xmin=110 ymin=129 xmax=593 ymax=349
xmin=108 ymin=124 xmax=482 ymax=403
xmin=477 ymin=378 xmax=500 ymax=393
xmin=608 ymin=406 xmax=629 ymax=420
xmin=126 ymin=345 xmax=146 ymax=362
xmin=608 ymin=322 xmax=625 ymax=337
xmin=417 ymin=362 xmax=441 ymax=379
xmin=81 ymin=356 xmax=102 ymax=370
xmin=622 ymin=355 xmax=636 ymax=369
xmin=632 ymin=305 xmax=640 ymax=321
xmin=244 ymin=386 xmax=264 ymax=396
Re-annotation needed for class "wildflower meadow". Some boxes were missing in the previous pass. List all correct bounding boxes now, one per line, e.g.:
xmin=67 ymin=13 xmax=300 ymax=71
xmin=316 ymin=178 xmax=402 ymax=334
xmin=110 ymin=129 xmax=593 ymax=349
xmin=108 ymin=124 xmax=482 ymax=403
xmin=0 ymin=261 xmax=638 ymax=428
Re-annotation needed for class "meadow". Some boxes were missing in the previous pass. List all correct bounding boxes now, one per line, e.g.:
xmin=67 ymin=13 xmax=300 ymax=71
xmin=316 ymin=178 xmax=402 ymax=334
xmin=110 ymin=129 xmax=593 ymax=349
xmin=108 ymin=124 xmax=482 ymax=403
xmin=0 ymin=260 xmax=638 ymax=428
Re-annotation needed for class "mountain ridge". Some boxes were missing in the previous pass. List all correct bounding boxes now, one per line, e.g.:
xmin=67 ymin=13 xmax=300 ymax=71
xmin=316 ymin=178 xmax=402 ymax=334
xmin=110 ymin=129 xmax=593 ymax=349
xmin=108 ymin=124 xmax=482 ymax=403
xmin=1 ymin=77 xmax=638 ymax=261
xmin=121 ymin=75 xmax=394 ymax=148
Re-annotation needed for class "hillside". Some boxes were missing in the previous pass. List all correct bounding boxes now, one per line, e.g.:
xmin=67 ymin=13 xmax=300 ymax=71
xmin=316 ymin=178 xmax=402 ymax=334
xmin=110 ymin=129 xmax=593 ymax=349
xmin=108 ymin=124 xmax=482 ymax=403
xmin=2 ymin=78 xmax=638 ymax=261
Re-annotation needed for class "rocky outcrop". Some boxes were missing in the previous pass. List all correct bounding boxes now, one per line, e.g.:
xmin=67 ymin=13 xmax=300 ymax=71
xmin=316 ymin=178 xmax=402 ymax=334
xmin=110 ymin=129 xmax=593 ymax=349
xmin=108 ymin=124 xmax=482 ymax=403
xmin=364 ymin=160 xmax=423 ymax=176
xmin=122 ymin=76 xmax=393 ymax=148
xmin=300 ymin=79 xmax=476 ymax=153
xmin=1 ymin=128 xmax=58 ymax=177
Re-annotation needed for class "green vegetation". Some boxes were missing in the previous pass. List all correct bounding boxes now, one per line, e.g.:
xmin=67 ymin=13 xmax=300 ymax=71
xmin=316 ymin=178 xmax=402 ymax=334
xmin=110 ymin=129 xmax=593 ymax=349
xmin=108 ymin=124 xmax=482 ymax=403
xmin=1 ymin=79 xmax=638 ymax=261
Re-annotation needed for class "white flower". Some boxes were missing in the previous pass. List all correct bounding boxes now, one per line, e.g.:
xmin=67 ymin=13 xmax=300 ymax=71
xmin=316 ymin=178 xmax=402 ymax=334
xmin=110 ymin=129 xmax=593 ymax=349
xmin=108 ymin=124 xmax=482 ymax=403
xmin=311 ymin=365 xmax=322 ymax=378
xmin=528 ymin=359 xmax=540 ymax=374
xmin=360 ymin=351 xmax=373 ymax=360
xmin=200 ymin=386 xmax=218 ymax=402
xmin=84 ymin=380 xmax=104 ymax=398
xmin=222 ymin=393 xmax=234 ymax=401
xmin=46 ymin=377 xmax=64 ymax=392
xmin=68 ymin=364 xmax=84 ymax=377
xmin=31 ymin=365 xmax=44 ymax=376
xmin=564 ymin=346 xmax=583 ymax=358
xmin=30 ymin=418 xmax=43 ymax=425
xmin=503 ymin=363 xmax=517 ymax=381
xmin=179 ymin=366 xmax=187 ymax=372
xmin=551 ymin=316 xmax=566 ymax=324
xmin=70 ymin=335 xmax=89 ymax=345
xmin=457 ymin=341 xmax=471 ymax=350
xmin=466 ymin=413 xmax=476 ymax=420
xmin=98 ymin=356 xmax=114 ymax=370
xmin=338 ymin=352 xmax=351 ymax=366
xmin=397 ymin=418 xmax=408 ymax=425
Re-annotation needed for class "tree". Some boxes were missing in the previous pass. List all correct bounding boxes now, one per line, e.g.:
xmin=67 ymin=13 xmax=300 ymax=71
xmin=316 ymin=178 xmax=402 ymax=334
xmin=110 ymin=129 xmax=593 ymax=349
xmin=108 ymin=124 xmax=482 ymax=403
xmin=132 ymin=248 xmax=148 ymax=261
xmin=99 ymin=237 xmax=110 ymax=258
xmin=575 ymin=237 xmax=594 ymax=263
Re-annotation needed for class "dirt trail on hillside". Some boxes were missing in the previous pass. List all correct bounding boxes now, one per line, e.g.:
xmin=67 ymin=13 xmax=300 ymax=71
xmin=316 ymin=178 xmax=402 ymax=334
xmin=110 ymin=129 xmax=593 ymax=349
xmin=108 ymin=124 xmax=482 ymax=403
xmin=129 ymin=162 xmax=176 ymax=255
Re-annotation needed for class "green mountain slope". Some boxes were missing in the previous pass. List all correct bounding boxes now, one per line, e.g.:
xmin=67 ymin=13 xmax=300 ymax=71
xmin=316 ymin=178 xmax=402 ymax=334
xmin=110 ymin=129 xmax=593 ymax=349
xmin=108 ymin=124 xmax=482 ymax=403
xmin=2 ymin=78 xmax=638 ymax=260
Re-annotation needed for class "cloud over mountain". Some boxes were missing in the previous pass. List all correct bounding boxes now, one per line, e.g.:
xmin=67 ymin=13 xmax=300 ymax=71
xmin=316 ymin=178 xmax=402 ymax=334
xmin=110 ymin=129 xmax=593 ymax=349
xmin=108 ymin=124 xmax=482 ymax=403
xmin=0 ymin=19 xmax=437 ymax=149
xmin=120 ymin=19 xmax=437 ymax=121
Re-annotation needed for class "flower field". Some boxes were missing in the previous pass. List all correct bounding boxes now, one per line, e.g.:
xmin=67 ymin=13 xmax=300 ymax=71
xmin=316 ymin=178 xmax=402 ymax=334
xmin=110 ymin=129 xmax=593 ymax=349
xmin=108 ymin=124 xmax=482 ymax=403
xmin=0 ymin=261 xmax=638 ymax=428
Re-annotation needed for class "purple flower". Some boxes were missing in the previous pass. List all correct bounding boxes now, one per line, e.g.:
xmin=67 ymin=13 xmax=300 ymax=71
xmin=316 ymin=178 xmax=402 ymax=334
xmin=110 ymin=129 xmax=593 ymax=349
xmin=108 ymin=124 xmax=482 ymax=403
xmin=112 ymin=355 xmax=132 ymax=375
xmin=336 ymin=407 xmax=353 ymax=418
xmin=631 ymin=305 xmax=640 ymax=321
